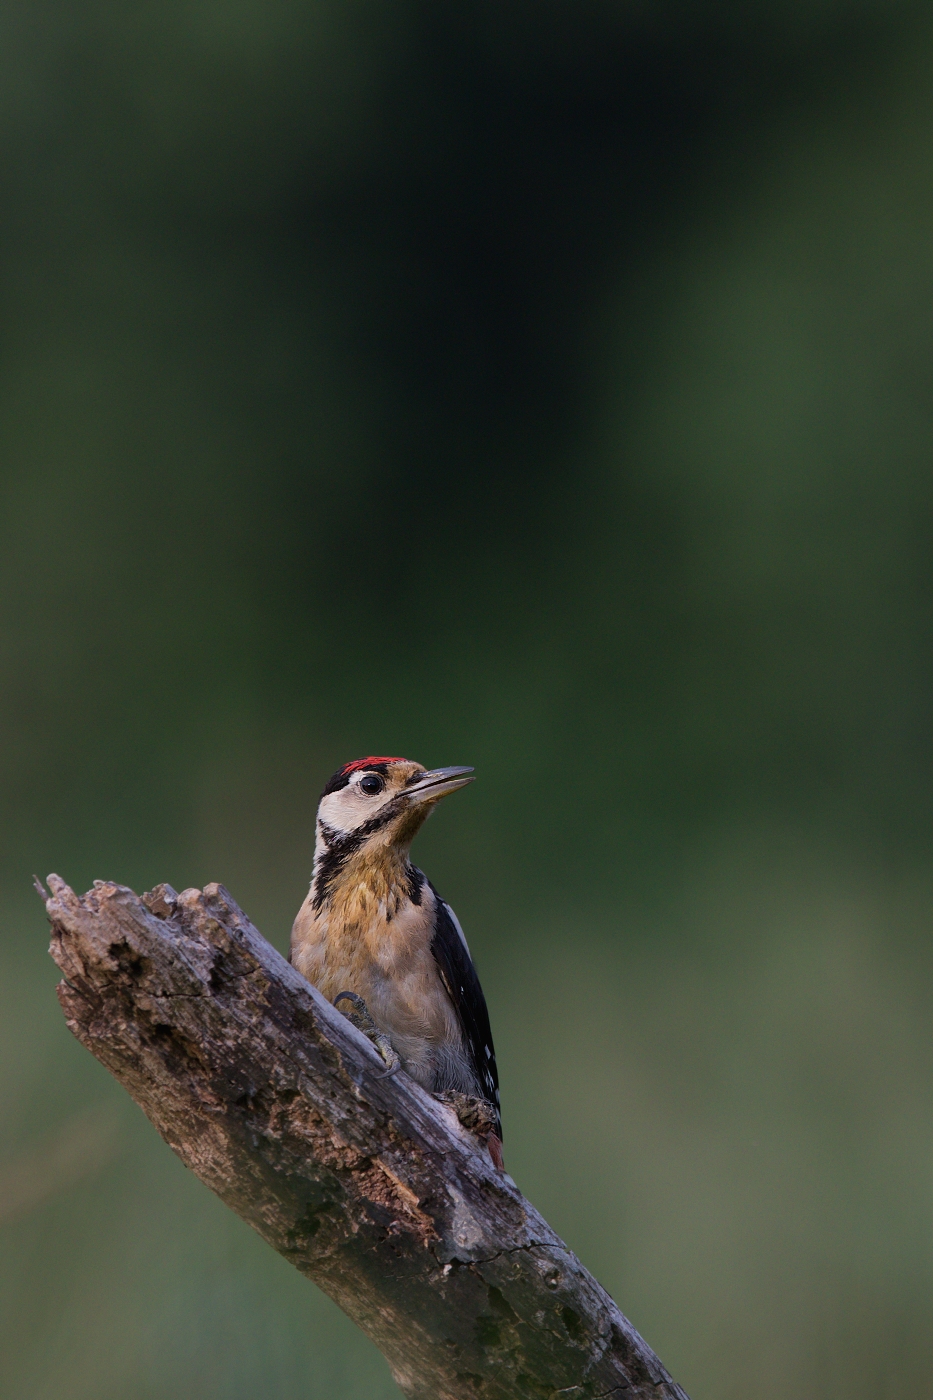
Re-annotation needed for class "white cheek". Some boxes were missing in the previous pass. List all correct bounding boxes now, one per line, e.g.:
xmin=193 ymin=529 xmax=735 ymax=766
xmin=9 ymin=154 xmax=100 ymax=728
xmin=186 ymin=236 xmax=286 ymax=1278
xmin=318 ymin=791 xmax=361 ymax=834
xmin=320 ymin=785 xmax=393 ymax=834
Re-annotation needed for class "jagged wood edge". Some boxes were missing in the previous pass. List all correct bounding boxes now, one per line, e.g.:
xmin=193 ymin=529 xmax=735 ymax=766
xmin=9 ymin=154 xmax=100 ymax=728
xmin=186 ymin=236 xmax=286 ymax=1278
xmin=42 ymin=873 xmax=690 ymax=1400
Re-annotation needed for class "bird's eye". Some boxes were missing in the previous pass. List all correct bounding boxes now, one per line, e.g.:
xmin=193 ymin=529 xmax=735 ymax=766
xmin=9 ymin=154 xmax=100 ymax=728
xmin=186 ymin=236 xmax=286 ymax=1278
xmin=359 ymin=773 xmax=385 ymax=796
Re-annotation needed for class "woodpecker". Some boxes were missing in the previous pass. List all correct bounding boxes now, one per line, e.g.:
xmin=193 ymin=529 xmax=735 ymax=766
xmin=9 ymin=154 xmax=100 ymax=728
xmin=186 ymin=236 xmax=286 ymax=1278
xmin=290 ymin=756 xmax=502 ymax=1167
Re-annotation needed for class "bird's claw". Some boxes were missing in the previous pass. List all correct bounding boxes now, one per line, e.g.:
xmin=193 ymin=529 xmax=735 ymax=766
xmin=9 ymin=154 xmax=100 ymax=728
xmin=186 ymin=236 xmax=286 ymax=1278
xmin=434 ymin=1090 xmax=497 ymax=1137
xmin=434 ymin=1091 xmax=504 ymax=1168
xmin=334 ymin=991 xmax=401 ymax=1076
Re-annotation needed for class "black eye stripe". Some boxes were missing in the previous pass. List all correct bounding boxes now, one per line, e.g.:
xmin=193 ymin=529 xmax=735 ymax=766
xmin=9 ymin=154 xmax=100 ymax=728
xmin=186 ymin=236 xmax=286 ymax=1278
xmin=321 ymin=760 xmax=393 ymax=797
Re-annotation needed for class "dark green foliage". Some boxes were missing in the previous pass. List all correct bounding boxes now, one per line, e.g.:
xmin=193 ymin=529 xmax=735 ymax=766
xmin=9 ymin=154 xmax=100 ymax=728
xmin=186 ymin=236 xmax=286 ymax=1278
xmin=2 ymin=2 xmax=933 ymax=1397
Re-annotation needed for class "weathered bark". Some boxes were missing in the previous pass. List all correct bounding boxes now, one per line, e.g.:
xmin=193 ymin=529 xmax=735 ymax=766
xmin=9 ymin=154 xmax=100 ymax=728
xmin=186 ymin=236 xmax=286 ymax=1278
xmin=43 ymin=874 xmax=690 ymax=1400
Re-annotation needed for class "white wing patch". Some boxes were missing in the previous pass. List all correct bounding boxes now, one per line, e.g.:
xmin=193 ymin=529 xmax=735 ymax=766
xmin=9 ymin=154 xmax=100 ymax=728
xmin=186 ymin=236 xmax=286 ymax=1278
xmin=443 ymin=902 xmax=471 ymax=958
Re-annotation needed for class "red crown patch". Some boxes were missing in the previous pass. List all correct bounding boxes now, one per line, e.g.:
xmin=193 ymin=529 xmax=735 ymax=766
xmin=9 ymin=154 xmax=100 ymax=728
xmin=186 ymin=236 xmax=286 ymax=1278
xmin=339 ymin=756 xmax=407 ymax=775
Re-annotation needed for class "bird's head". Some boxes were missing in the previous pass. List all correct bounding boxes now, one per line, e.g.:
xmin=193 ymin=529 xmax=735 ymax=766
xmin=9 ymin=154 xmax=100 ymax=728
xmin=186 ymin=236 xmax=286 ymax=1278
xmin=316 ymin=757 xmax=474 ymax=856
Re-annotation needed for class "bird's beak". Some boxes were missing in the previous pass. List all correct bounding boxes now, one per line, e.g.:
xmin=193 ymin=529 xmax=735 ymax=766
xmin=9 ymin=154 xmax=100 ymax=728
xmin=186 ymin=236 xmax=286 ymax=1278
xmin=405 ymin=766 xmax=475 ymax=804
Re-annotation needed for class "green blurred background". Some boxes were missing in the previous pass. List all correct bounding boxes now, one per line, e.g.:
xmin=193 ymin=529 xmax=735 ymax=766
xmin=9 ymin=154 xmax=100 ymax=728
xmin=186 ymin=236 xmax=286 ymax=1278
xmin=3 ymin=0 xmax=933 ymax=1395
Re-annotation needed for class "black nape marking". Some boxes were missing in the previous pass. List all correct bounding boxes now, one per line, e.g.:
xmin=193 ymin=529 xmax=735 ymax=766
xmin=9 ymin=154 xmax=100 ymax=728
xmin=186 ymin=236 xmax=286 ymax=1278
xmin=317 ymin=821 xmax=341 ymax=848
xmin=311 ymin=832 xmax=357 ymax=910
xmin=406 ymin=865 xmax=424 ymax=906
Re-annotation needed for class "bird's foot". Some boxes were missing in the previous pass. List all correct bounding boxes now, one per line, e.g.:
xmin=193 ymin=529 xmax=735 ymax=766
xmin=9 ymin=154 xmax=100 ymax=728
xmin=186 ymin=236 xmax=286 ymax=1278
xmin=435 ymin=1090 xmax=498 ymax=1136
xmin=333 ymin=991 xmax=400 ymax=1076
xmin=435 ymin=1091 xmax=504 ymax=1170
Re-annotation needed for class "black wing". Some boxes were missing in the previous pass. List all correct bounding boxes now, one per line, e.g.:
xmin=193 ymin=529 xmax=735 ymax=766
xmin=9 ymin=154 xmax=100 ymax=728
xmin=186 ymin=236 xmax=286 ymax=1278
xmin=428 ymin=880 xmax=502 ymax=1140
